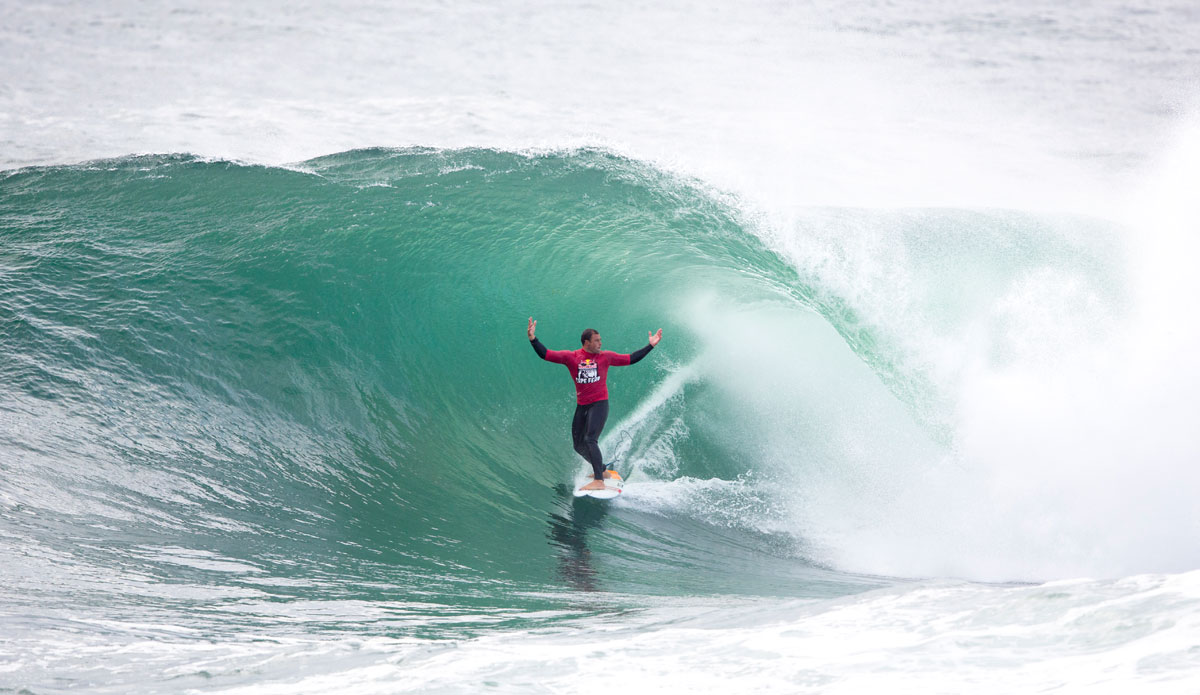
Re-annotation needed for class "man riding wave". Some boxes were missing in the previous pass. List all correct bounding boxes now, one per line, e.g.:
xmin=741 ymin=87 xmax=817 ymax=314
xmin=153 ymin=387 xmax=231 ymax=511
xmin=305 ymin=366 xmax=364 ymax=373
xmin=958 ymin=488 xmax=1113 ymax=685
xmin=528 ymin=317 xmax=662 ymax=492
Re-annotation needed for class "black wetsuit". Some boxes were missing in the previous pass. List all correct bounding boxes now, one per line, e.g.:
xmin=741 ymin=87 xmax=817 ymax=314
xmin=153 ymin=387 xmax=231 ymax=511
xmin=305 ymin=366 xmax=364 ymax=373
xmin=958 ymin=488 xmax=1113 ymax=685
xmin=531 ymin=337 xmax=653 ymax=479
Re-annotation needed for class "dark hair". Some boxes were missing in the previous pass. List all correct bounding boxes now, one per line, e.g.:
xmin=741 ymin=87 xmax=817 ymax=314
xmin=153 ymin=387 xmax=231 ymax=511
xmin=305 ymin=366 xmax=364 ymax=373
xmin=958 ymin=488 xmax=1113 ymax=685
xmin=580 ymin=328 xmax=598 ymax=345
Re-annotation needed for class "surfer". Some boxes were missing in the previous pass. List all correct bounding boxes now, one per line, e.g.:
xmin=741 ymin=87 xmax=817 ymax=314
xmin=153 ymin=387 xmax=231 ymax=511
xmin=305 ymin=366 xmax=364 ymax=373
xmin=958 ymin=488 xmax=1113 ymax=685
xmin=528 ymin=317 xmax=662 ymax=491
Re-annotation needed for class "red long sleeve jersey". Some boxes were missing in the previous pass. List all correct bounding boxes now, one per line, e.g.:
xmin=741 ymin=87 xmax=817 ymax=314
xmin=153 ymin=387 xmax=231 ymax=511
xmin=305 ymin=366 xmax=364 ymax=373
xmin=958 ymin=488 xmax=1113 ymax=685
xmin=541 ymin=348 xmax=632 ymax=405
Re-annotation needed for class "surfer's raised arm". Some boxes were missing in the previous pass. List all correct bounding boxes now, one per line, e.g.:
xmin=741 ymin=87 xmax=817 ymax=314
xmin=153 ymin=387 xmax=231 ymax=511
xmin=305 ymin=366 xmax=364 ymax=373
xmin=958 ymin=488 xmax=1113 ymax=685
xmin=527 ymin=316 xmax=550 ymax=360
xmin=626 ymin=328 xmax=662 ymax=365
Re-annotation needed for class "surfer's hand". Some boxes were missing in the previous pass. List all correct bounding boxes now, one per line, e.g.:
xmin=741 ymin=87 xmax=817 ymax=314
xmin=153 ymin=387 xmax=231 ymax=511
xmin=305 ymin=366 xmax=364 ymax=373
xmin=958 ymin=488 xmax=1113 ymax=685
xmin=648 ymin=328 xmax=662 ymax=347
xmin=527 ymin=317 xmax=537 ymax=341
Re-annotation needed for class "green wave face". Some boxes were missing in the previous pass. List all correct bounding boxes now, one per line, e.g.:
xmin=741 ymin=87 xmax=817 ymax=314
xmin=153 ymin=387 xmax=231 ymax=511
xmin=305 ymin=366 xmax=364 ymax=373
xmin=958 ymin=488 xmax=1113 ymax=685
xmin=5 ymin=149 xmax=906 ymax=609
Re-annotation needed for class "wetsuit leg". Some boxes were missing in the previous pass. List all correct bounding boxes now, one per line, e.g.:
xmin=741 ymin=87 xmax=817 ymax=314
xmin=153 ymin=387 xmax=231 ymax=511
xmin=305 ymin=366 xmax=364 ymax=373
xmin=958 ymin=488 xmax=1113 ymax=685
xmin=571 ymin=400 xmax=609 ymax=480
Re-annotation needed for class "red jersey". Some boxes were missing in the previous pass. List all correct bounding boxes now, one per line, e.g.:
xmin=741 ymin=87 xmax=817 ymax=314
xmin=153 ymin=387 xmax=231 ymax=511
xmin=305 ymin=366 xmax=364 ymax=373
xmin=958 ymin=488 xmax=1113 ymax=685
xmin=542 ymin=348 xmax=632 ymax=405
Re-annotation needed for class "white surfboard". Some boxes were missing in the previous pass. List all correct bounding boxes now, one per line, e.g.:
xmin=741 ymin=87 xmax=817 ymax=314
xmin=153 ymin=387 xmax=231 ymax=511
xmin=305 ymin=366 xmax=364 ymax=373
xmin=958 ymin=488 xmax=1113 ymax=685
xmin=573 ymin=471 xmax=624 ymax=499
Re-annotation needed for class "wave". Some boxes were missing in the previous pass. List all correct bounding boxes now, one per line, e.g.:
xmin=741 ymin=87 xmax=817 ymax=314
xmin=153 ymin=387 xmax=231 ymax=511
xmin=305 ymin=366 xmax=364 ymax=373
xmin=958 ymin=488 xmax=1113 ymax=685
xmin=1 ymin=147 xmax=1195 ymax=594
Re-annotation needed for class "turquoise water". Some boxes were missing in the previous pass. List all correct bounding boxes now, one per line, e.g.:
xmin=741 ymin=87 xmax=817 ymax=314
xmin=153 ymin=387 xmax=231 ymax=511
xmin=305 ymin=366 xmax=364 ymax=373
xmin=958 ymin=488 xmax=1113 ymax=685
xmin=1 ymin=150 xmax=888 ymax=620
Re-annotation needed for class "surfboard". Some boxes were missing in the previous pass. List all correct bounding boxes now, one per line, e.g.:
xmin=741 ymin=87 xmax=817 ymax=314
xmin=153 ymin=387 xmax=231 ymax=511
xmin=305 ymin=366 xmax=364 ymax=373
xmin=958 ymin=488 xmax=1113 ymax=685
xmin=573 ymin=470 xmax=624 ymax=499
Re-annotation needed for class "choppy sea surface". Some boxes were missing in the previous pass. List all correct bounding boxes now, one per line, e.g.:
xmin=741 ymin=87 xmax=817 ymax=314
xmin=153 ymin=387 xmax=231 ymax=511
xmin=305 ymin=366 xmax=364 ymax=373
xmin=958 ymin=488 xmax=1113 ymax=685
xmin=3 ymin=1 xmax=1200 ymax=692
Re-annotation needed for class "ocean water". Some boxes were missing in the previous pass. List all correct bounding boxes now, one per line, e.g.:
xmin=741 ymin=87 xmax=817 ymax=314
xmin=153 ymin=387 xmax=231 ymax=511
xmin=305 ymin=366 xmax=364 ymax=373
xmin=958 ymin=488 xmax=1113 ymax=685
xmin=3 ymin=1 xmax=1200 ymax=693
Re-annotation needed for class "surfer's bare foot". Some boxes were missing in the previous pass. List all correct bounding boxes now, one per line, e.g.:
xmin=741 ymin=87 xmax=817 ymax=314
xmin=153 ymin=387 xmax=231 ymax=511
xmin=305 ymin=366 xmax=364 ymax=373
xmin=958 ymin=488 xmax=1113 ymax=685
xmin=581 ymin=480 xmax=607 ymax=491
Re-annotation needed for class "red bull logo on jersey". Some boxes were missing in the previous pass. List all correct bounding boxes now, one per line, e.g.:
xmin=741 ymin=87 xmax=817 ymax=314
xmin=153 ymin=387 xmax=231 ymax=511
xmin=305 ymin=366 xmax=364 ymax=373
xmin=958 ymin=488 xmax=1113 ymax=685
xmin=577 ymin=358 xmax=600 ymax=384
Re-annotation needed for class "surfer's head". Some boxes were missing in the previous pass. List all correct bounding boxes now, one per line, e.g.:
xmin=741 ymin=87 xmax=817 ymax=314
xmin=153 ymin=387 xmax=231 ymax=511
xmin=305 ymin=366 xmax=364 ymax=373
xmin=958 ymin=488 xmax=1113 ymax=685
xmin=581 ymin=328 xmax=602 ymax=353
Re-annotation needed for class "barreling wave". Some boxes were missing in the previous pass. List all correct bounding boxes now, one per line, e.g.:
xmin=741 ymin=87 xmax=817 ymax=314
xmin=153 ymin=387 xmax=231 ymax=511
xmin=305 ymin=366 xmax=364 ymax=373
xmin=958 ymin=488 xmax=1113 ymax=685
xmin=4 ymin=146 xmax=1186 ymax=605
xmin=1 ymin=148 xmax=902 ymax=610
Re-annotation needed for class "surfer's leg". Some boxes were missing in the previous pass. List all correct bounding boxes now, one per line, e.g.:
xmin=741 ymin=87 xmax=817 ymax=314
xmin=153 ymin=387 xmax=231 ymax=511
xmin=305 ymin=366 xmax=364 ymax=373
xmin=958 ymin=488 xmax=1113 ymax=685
xmin=572 ymin=404 xmax=602 ymax=479
xmin=571 ymin=401 xmax=608 ymax=480
xmin=580 ymin=400 xmax=609 ymax=480
xmin=571 ymin=404 xmax=590 ymax=462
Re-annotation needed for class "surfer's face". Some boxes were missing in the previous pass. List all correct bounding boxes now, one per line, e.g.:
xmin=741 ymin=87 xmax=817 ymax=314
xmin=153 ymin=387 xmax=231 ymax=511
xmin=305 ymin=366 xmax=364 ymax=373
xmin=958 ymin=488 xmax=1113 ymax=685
xmin=584 ymin=333 xmax=602 ymax=353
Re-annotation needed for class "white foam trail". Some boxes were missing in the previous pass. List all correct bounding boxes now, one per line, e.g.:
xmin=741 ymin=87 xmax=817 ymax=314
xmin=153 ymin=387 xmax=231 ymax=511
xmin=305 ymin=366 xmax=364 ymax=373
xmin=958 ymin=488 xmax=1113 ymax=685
xmin=760 ymin=123 xmax=1200 ymax=581
xmin=942 ymin=123 xmax=1200 ymax=580
xmin=379 ymin=572 xmax=1200 ymax=695
xmin=18 ymin=571 xmax=1193 ymax=694
xmin=603 ymin=360 xmax=698 ymax=477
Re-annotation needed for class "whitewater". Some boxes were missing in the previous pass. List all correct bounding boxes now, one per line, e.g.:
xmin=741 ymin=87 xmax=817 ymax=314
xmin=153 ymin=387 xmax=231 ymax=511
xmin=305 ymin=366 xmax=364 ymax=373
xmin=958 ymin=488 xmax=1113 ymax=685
xmin=3 ymin=0 xmax=1200 ymax=692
